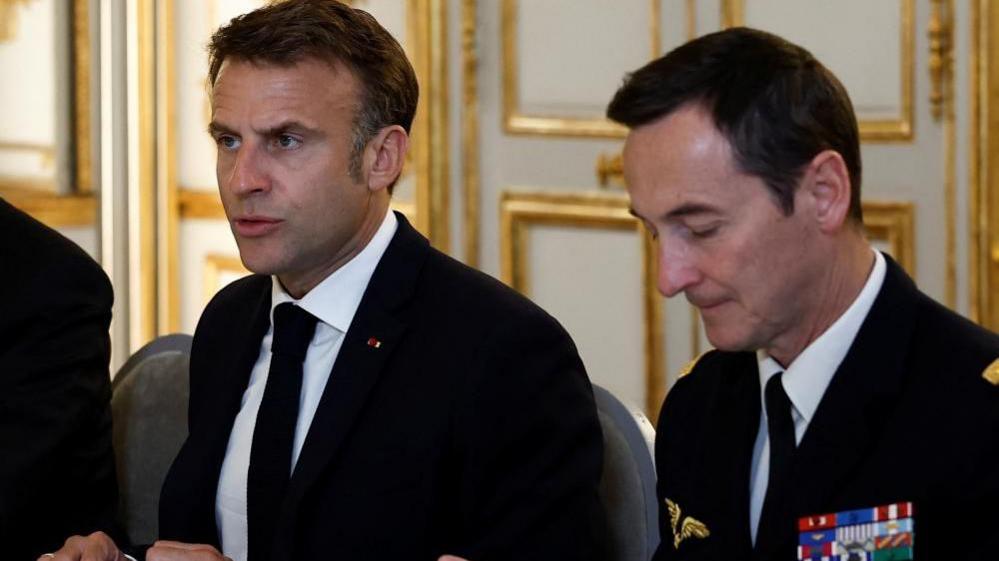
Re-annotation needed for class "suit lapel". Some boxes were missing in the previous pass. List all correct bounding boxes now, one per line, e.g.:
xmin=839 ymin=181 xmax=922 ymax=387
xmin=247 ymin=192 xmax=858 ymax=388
xmin=171 ymin=277 xmax=272 ymax=544
xmin=693 ymin=352 xmax=760 ymax=557
xmin=791 ymin=255 xmax=917 ymax=517
xmin=272 ymin=214 xmax=430 ymax=555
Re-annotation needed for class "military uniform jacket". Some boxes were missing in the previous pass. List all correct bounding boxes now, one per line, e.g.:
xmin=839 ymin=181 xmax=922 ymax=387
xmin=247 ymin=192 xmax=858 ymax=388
xmin=652 ymin=255 xmax=999 ymax=561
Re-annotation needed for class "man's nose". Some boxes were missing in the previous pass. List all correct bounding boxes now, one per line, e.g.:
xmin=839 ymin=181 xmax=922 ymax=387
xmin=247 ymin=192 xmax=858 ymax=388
xmin=657 ymin=243 xmax=701 ymax=297
xmin=224 ymin=145 xmax=270 ymax=196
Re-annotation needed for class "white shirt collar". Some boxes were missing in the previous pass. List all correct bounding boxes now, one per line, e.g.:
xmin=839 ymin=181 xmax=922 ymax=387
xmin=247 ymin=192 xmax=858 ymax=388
xmin=270 ymin=210 xmax=398 ymax=333
xmin=756 ymin=249 xmax=886 ymax=425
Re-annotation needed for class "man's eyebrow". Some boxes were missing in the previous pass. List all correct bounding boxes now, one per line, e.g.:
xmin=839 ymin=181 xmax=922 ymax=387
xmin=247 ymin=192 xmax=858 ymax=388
xmin=256 ymin=120 xmax=316 ymax=137
xmin=207 ymin=121 xmax=233 ymax=137
xmin=206 ymin=120 xmax=318 ymax=137
xmin=664 ymin=202 xmax=720 ymax=220
xmin=629 ymin=203 xmax=721 ymax=222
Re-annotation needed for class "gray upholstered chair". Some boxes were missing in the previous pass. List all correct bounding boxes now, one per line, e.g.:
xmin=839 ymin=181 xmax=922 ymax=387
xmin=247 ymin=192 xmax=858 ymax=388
xmin=111 ymin=333 xmax=192 ymax=545
xmin=594 ymin=384 xmax=660 ymax=561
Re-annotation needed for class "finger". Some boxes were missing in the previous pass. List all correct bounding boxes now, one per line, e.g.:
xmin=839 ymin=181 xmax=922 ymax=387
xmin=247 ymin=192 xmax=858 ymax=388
xmin=150 ymin=541 xmax=219 ymax=551
xmin=81 ymin=533 xmax=119 ymax=561
xmin=147 ymin=544 xmax=224 ymax=561
xmin=46 ymin=534 xmax=90 ymax=561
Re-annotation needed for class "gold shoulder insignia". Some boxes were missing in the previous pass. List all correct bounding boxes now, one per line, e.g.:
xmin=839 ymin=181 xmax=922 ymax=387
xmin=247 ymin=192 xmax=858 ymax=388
xmin=665 ymin=497 xmax=711 ymax=549
xmin=984 ymin=358 xmax=999 ymax=386
xmin=678 ymin=352 xmax=708 ymax=379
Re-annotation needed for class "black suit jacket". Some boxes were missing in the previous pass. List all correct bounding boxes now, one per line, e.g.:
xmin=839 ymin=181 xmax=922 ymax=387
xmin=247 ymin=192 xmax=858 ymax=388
xmin=652 ymin=255 xmax=999 ymax=561
xmin=0 ymin=198 xmax=117 ymax=560
xmin=159 ymin=213 xmax=605 ymax=561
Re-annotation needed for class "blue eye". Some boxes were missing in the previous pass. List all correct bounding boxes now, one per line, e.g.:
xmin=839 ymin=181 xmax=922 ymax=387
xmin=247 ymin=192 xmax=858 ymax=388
xmin=275 ymin=135 xmax=302 ymax=149
xmin=216 ymin=135 xmax=240 ymax=150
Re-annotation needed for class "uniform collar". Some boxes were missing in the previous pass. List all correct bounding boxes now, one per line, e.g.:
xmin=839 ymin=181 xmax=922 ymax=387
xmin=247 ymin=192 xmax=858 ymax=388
xmin=757 ymin=249 xmax=886 ymax=425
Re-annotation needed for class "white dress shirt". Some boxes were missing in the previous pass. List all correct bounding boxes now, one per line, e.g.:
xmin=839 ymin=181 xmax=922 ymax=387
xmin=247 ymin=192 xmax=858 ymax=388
xmin=214 ymin=210 xmax=397 ymax=561
xmin=748 ymin=249 xmax=886 ymax=543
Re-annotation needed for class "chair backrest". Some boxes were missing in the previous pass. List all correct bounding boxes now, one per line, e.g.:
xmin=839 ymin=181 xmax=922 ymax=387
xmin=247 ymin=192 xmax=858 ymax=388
xmin=111 ymin=333 xmax=193 ymax=546
xmin=593 ymin=384 xmax=659 ymax=561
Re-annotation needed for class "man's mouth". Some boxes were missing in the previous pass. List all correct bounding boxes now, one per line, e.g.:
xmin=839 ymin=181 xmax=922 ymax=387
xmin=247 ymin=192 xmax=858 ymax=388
xmin=233 ymin=216 xmax=283 ymax=237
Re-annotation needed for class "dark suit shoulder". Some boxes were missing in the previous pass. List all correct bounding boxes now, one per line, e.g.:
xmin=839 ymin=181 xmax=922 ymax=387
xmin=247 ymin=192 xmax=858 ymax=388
xmin=912 ymin=291 xmax=999 ymax=372
xmin=0 ymin=199 xmax=110 ymax=302
xmin=418 ymin=246 xmax=570 ymax=338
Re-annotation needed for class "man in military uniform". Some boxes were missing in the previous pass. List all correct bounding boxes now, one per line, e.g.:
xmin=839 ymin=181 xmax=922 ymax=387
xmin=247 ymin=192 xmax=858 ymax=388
xmin=607 ymin=27 xmax=999 ymax=561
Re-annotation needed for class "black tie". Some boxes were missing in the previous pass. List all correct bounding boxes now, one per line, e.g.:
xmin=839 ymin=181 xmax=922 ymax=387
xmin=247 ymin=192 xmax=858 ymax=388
xmin=755 ymin=372 xmax=796 ymax=556
xmin=247 ymin=303 xmax=318 ymax=561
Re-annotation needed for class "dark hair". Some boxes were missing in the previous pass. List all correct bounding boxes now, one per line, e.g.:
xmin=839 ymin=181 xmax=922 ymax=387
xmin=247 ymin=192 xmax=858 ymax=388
xmin=607 ymin=27 xmax=862 ymax=222
xmin=208 ymin=0 xmax=418 ymax=181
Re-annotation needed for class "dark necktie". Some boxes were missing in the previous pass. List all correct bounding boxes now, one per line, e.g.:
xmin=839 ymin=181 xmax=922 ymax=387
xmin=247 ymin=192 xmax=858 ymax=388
xmin=247 ymin=302 xmax=318 ymax=561
xmin=755 ymin=372 xmax=796 ymax=557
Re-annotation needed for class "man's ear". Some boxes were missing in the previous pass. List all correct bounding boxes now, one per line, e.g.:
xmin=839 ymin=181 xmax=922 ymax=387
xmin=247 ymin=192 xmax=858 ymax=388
xmin=363 ymin=125 xmax=409 ymax=192
xmin=802 ymin=149 xmax=852 ymax=233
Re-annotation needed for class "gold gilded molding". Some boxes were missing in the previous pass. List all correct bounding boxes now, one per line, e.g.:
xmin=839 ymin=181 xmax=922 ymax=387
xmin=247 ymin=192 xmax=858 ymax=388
xmin=928 ymin=0 xmax=954 ymax=121
xmin=462 ymin=0 xmax=480 ymax=266
xmin=0 ymin=142 xmax=56 ymax=168
xmin=499 ymin=189 xmax=666 ymax=420
xmin=178 ymin=188 xmax=225 ymax=219
xmin=501 ymin=0 xmax=660 ymax=138
xmin=132 ymin=0 xmax=158 ymax=348
xmin=158 ymin=0 xmax=179 ymax=333
xmin=685 ymin=0 xmax=697 ymax=41
xmin=721 ymin=0 xmax=914 ymax=143
xmin=720 ymin=0 xmax=743 ymax=28
xmin=0 ymin=186 xmax=95 ymax=226
xmin=0 ymin=0 xmax=32 ymax=43
xmin=409 ymin=0 xmax=450 ymax=251
xmin=970 ymin=0 xmax=999 ymax=329
xmin=863 ymin=200 xmax=915 ymax=276
xmin=596 ymin=152 xmax=625 ymax=189
xmin=203 ymin=253 xmax=248 ymax=305
xmin=73 ymin=0 xmax=92 ymax=193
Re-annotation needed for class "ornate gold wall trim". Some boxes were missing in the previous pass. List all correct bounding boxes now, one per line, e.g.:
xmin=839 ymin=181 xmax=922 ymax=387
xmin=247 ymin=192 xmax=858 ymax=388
xmin=203 ymin=253 xmax=247 ymax=306
xmin=462 ymin=0 xmax=480 ymax=267
xmin=73 ymin=0 xmax=93 ymax=193
xmin=500 ymin=0 xmax=660 ymax=138
xmin=0 ymin=186 xmax=95 ymax=226
xmin=863 ymin=200 xmax=916 ymax=276
xmin=409 ymin=0 xmax=450 ymax=251
xmin=721 ymin=0 xmax=914 ymax=143
xmin=158 ymin=0 xmax=179 ymax=333
xmin=178 ymin=187 xmax=224 ymax=219
xmin=0 ymin=142 xmax=56 ymax=167
xmin=499 ymin=189 xmax=665 ymax=420
xmin=970 ymin=0 xmax=999 ymax=329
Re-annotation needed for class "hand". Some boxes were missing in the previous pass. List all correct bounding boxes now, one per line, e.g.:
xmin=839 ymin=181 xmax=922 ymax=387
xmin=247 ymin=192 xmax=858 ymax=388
xmin=438 ymin=556 xmax=470 ymax=561
xmin=146 ymin=541 xmax=232 ymax=561
xmin=41 ymin=531 xmax=125 ymax=561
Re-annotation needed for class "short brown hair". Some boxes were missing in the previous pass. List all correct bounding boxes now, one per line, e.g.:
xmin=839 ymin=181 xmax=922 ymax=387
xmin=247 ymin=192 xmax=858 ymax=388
xmin=208 ymin=0 xmax=419 ymax=180
xmin=608 ymin=27 xmax=863 ymax=223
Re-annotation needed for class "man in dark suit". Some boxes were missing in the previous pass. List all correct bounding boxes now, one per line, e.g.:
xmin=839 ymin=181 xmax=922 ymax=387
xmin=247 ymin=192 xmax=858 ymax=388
xmin=607 ymin=28 xmax=999 ymax=561
xmin=0 ymin=197 xmax=117 ymax=559
xmin=47 ymin=2 xmax=603 ymax=561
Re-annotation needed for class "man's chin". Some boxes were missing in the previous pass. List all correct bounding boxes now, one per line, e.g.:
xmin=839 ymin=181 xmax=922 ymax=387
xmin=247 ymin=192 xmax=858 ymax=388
xmin=703 ymin=326 xmax=758 ymax=353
